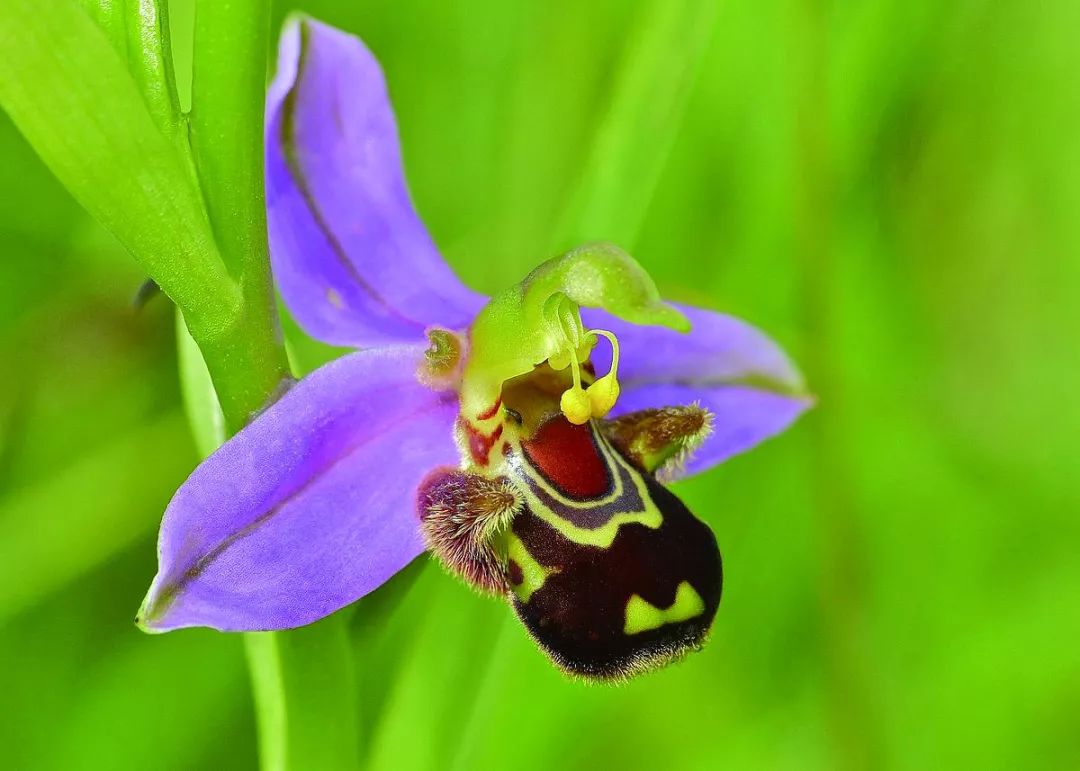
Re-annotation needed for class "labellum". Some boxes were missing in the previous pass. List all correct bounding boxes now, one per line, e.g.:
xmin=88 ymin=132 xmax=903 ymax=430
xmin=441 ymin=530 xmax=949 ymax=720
xmin=420 ymin=245 xmax=722 ymax=680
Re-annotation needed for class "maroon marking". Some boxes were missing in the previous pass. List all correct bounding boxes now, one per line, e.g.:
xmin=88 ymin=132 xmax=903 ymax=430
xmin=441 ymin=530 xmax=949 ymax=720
xmin=476 ymin=398 xmax=502 ymax=422
xmin=522 ymin=417 xmax=610 ymax=499
xmin=463 ymin=418 xmax=503 ymax=466
xmin=507 ymin=560 xmax=524 ymax=586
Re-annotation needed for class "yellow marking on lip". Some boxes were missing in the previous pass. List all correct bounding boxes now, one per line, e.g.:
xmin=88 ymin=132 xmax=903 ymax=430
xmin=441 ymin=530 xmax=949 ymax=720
xmin=509 ymin=425 xmax=663 ymax=549
xmin=624 ymin=582 xmax=706 ymax=635
xmin=506 ymin=532 xmax=557 ymax=603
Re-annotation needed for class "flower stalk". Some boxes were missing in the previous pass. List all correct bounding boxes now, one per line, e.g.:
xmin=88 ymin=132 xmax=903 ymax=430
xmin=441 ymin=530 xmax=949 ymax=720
xmin=187 ymin=0 xmax=291 ymax=434
xmin=178 ymin=2 xmax=357 ymax=767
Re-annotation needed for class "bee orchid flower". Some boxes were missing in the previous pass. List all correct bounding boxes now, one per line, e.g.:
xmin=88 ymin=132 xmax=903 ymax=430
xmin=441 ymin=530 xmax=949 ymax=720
xmin=138 ymin=17 xmax=811 ymax=680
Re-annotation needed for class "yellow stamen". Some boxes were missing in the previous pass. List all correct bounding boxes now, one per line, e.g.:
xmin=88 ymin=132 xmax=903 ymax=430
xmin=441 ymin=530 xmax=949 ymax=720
xmin=585 ymin=329 xmax=620 ymax=376
xmin=587 ymin=374 xmax=620 ymax=417
xmin=557 ymin=327 xmax=623 ymax=424
xmin=584 ymin=329 xmax=621 ymax=418
xmin=560 ymin=349 xmax=591 ymax=424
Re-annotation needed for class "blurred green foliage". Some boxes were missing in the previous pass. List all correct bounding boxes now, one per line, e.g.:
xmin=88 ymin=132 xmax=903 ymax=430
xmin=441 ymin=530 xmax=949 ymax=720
xmin=1 ymin=0 xmax=1077 ymax=769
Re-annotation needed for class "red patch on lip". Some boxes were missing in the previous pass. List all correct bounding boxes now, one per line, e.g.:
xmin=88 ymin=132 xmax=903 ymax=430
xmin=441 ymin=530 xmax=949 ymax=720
xmin=522 ymin=417 xmax=610 ymax=499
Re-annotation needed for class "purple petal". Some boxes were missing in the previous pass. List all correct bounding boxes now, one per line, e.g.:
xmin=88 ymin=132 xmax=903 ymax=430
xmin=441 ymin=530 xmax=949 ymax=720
xmin=266 ymin=17 xmax=485 ymax=347
xmin=582 ymin=303 xmax=811 ymax=476
xmin=615 ymin=384 xmax=810 ymax=477
xmin=139 ymin=346 xmax=459 ymax=632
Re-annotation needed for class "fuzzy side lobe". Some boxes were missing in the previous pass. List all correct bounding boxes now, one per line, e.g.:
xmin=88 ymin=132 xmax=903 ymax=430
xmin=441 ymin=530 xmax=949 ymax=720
xmin=418 ymin=468 xmax=520 ymax=594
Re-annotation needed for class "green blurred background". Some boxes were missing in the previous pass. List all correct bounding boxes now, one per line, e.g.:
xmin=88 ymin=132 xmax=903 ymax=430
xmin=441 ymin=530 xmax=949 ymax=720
xmin=2 ymin=0 xmax=1078 ymax=768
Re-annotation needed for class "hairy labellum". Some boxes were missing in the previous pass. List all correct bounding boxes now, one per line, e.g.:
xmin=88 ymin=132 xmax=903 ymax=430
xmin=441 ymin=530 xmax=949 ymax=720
xmin=418 ymin=469 xmax=520 ymax=594
xmin=505 ymin=416 xmax=721 ymax=680
xmin=421 ymin=359 xmax=721 ymax=681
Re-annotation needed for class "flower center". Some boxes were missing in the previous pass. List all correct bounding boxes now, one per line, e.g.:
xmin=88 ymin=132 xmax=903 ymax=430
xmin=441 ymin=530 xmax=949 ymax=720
xmin=453 ymin=243 xmax=688 ymax=468
xmin=537 ymin=293 xmax=622 ymax=424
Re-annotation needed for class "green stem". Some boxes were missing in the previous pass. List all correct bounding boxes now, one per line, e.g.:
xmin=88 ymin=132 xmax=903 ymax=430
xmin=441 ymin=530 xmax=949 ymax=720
xmin=245 ymin=616 xmax=361 ymax=771
xmin=190 ymin=0 xmax=272 ymax=283
xmin=191 ymin=300 xmax=290 ymax=435
xmin=188 ymin=0 xmax=289 ymax=434
xmin=181 ymin=5 xmax=359 ymax=768
xmin=177 ymin=311 xmax=362 ymax=769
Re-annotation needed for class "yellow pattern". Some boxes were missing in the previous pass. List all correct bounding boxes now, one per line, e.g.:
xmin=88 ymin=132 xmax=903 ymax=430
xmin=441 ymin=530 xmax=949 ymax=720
xmin=510 ymin=424 xmax=663 ymax=549
xmin=623 ymin=582 xmax=706 ymax=635
xmin=506 ymin=532 xmax=557 ymax=603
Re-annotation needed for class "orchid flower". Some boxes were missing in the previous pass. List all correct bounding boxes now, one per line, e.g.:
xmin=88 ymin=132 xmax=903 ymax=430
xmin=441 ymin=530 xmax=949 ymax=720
xmin=138 ymin=17 xmax=811 ymax=681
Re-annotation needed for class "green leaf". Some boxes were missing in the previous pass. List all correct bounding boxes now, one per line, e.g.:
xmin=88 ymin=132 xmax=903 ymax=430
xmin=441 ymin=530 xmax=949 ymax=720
xmin=0 ymin=0 xmax=240 ymax=344
xmin=74 ymin=0 xmax=184 ymax=139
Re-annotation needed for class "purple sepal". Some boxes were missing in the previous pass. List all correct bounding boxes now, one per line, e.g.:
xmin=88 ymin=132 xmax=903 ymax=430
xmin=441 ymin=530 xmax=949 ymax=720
xmin=139 ymin=346 xmax=459 ymax=632
xmin=583 ymin=303 xmax=811 ymax=476
xmin=266 ymin=17 xmax=485 ymax=348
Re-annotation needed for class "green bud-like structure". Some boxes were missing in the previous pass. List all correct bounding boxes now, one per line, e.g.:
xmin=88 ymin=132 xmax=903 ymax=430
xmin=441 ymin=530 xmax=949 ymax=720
xmin=459 ymin=242 xmax=689 ymax=425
